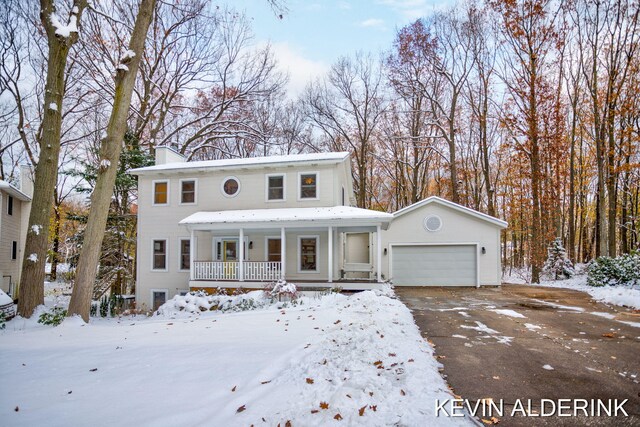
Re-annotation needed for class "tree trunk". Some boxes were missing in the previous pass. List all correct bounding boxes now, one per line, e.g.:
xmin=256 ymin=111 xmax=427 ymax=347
xmin=18 ymin=1 xmax=87 ymax=317
xmin=68 ymin=0 xmax=156 ymax=322
xmin=50 ymin=201 xmax=61 ymax=281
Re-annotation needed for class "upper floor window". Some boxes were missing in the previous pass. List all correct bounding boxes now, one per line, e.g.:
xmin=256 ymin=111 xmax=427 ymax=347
xmin=8 ymin=195 xmax=14 ymax=215
xmin=12 ymin=241 xmax=18 ymax=260
xmin=267 ymin=174 xmax=285 ymax=201
xmin=180 ymin=179 xmax=196 ymax=204
xmin=153 ymin=181 xmax=169 ymax=205
xmin=299 ymin=172 xmax=318 ymax=200
xmin=221 ymin=176 xmax=240 ymax=197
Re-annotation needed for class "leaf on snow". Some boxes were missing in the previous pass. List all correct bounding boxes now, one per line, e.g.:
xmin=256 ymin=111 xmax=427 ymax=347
xmin=334 ymin=413 xmax=343 ymax=420
xmin=359 ymin=405 xmax=366 ymax=416
xmin=320 ymin=402 xmax=329 ymax=410
xmin=231 ymin=386 xmax=237 ymax=392
xmin=306 ymin=378 xmax=314 ymax=384
xmin=236 ymin=405 xmax=246 ymax=413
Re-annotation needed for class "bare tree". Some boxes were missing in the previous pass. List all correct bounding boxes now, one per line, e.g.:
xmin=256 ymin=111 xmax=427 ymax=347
xmin=68 ymin=0 xmax=156 ymax=322
xmin=17 ymin=0 xmax=88 ymax=317
xmin=304 ymin=52 xmax=386 ymax=208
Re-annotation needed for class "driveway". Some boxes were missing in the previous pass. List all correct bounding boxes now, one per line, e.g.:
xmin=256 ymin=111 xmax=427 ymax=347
xmin=396 ymin=284 xmax=640 ymax=426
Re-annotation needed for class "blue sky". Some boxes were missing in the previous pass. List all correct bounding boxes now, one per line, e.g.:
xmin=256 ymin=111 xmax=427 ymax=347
xmin=224 ymin=0 xmax=454 ymax=95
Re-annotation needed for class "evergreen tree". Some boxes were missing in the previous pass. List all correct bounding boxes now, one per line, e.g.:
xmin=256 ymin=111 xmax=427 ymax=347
xmin=543 ymin=238 xmax=575 ymax=280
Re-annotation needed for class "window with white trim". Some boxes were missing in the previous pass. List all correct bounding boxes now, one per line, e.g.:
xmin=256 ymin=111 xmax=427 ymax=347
xmin=180 ymin=180 xmax=196 ymax=204
xmin=153 ymin=181 xmax=168 ymax=205
xmin=179 ymin=239 xmax=190 ymax=270
xmin=152 ymin=239 xmax=167 ymax=270
xmin=299 ymin=173 xmax=317 ymax=199
xmin=267 ymin=175 xmax=285 ymax=201
xmin=299 ymin=236 xmax=318 ymax=272
xmin=151 ymin=290 xmax=168 ymax=310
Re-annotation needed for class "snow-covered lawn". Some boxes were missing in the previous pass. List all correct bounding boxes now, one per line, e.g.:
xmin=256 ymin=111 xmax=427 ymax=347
xmin=0 ymin=291 xmax=469 ymax=426
xmin=503 ymin=269 xmax=640 ymax=310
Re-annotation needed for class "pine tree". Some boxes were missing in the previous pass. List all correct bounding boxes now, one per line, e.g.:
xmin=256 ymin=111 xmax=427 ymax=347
xmin=543 ymin=238 xmax=575 ymax=280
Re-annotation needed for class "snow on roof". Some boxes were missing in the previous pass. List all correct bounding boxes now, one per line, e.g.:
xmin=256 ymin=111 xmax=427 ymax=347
xmin=0 ymin=180 xmax=31 ymax=201
xmin=129 ymin=152 xmax=350 ymax=174
xmin=180 ymin=206 xmax=393 ymax=228
xmin=393 ymin=196 xmax=508 ymax=228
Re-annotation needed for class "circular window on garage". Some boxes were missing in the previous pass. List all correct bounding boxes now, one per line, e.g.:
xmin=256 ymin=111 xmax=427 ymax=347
xmin=423 ymin=215 xmax=442 ymax=232
xmin=221 ymin=176 xmax=240 ymax=197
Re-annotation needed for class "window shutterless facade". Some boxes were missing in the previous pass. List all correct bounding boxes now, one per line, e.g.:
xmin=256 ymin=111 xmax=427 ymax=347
xmin=180 ymin=179 xmax=196 ymax=204
xmin=8 ymin=195 xmax=13 ymax=215
xmin=179 ymin=239 xmax=190 ymax=270
xmin=153 ymin=181 xmax=169 ymax=205
xmin=298 ymin=236 xmax=318 ymax=272
xmin=152 ymin=239 xmax=168 ymax=270
xmin=266 ymin=174 xmax=285 ymax=201
xmin=299 ymin=172 xmax=318 ymax=200
xmin=12 ymin=241 xmax=18 ymax=260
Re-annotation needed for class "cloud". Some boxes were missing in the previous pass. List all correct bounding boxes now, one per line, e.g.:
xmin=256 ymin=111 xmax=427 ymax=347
xmin=266 ymin=42 xmax=329 ymax=98
xmin=377 ymin=0 xmax=451 ymax=21
xmin=359 ymin=18 xmax=385 ymax=28
xmin=337 ymin=1 xmax=352 ymax=10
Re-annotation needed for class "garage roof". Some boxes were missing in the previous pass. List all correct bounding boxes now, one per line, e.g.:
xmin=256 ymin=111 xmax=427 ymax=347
xmin=394 ymin=196 xmax=508 ymax=229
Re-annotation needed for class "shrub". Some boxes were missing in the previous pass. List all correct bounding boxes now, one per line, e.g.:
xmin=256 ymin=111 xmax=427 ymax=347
xmin=543 ymin=238 xmax=575 ymax=280
xmin=264 ymin=279 xmax=298 ymax=302
xmin=587 ymin=252 xmax=640 ymax=287
xmin=0 ymin=312 xmax=5 ymax=330
xmin=38 ymin=307 xmax=67 ymax=326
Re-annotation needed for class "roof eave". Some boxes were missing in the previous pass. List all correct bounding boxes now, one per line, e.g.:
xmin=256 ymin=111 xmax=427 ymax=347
xmin=394 ymin=196 xmax=508 ymax=229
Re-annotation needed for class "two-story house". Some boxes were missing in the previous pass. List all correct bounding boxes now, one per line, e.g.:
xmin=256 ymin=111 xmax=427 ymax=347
xmin=0 ymin=167 xmax=33 ymax=297
xmin=130 ymin=148 xmax=507 ymax=310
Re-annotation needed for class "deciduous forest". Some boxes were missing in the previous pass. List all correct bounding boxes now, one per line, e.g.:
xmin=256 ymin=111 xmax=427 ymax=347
xmin=1 ymin=0 xmax=638 ymax=311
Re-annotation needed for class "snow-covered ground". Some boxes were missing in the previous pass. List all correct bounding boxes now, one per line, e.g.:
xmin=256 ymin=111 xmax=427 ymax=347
xmin=503 ymin=268 xmax=640 ymax=310
xmin=0 ymin=290 xmax=469 ymax=426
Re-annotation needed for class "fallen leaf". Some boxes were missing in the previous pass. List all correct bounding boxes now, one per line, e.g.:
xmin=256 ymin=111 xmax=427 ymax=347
xmin=334 ymin=413 xmax=343 ymax=420
xmin=492 ymin=376 xmax=500 ymax=380
xmin=334 ymin=320 xmax=341 ymax=324
xmin=491 ymin=416 xmax=500 ymax=424
xmin=15 ymin=406 xmax=19 ymax=412
xmin=359 ymin=406 xmax=366 ymax=416
xmin=231 ymin=386 xmax=237 ymax=392
xmin=320 ymin=402 xmax=329 ymax=410
xmin=370 ymin=405 xmax=377 ymax=412
xmin=388 ymin=353 xmax=396 ymax=357
xmin=261 ymin=380 xmax=271 ymax=384
xmin=285 ymin=421 xmax=292 ymax=427
xmin=369 ymin=392 xmax=374 ymax=397
xmin=67 ymin=391 xmax=72 ymax=394
xmin=400 ymin=389 xmax=406 ymax=396
xmin=89 ymin=368 xmax=98 ymax=372
xmin=408 ymin=359 xmax=414 ymax=362
xmin=602 ymin=332 xmax=616 ymax=338
xmin=373 ymin=361 xmax=383 ymax=366
xmin=236 ymin=405 xmax=246 ymax=413
xmin=310 ymin=409 xmax=319 ymax=414
xmin=306 ymin=378 xmax=314 ymax=384
xmin=346 ymin=394 xmax=351 ymax=399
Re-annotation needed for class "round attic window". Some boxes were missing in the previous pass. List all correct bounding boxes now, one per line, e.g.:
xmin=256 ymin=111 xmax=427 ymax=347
xmin=221 ymin=176 xmax=240 ymax=197
xmin=423 ymin=215 xmax=442 ymax=232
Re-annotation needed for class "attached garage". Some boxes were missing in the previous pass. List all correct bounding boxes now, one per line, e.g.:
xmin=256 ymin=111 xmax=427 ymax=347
xmin=381 ymin=197 xmax=507 ymax=287
xmin=391 ymin=244 xmax=477 ymax=286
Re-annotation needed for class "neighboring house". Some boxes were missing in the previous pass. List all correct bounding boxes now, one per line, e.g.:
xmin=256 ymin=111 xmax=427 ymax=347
xmin=130 ymin=148 xmax=507 ymax=310
xmin=0 ymin=167 xmax=33 ymax=297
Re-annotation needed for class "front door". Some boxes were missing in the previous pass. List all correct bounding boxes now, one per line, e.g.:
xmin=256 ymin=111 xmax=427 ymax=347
xmin=222 ymin=240 xmax=238 ymax=279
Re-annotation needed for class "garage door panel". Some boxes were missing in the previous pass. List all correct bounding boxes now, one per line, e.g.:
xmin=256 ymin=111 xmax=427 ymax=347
xmin=392 ymin=245 xmax=476 ymax=286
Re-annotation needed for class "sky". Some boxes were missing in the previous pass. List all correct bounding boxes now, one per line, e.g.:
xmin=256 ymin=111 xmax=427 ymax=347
xmin=224 ymin=0 xmax=454 ymax=96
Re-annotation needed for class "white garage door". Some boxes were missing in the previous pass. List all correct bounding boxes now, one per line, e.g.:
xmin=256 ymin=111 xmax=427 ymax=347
xmin=391 ymin=245 xmax=477 ymax=286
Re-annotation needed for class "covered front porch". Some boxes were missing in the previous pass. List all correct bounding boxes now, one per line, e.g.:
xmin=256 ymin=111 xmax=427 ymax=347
xmin=180 ymin=206 xmax=393 ymax=289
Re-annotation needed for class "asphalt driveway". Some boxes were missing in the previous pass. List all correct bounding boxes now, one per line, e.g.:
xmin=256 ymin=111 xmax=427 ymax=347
xmin=396 ymin=284 xmax=640 ymax=426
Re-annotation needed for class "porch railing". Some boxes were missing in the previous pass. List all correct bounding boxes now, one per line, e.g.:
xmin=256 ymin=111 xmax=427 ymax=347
xmin=193 ymin=261 xmax=281 ymax=281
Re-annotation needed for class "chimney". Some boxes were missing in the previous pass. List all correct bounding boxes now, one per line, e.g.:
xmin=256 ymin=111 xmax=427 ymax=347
xmin=155 ymin=146 xmax=186 ymax=165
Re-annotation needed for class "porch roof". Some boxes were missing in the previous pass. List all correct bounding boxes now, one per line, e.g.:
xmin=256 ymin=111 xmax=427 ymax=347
xmin=179 ymin=206 xmax=392 ymax=230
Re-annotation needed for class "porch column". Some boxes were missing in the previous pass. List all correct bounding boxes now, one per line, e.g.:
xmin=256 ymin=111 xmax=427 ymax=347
xmin=280 ymin=227 xmax=286 ymax=280
xmin=328 ymin=226 xmax=333 ymax=283
xmin=239 ymin=228 xmax=244 ymax=282
xmin=376 ymin=225 xmax=382 ymax=282
xmin=190 ymin=228 xmax=195 ymax=281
